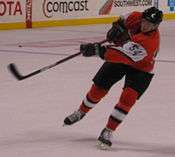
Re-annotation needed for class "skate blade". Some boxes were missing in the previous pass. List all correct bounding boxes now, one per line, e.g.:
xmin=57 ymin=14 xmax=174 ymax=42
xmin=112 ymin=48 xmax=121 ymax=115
xmin=62 ymin=123 xmax=69 ymax=127
xmin=96 ymin=141 xmax=111 ymax=150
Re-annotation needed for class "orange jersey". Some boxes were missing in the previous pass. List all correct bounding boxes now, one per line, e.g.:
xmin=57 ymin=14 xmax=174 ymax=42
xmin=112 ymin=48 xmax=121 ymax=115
xmin=104 ymin=11 xmax=160 ymax=72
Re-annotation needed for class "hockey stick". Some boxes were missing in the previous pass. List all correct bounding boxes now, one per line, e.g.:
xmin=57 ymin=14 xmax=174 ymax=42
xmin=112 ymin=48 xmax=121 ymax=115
xmin=8 ymin=52 xmax=81 ymax=81
xmin=8 ymin=39 xmax=107 ymax=81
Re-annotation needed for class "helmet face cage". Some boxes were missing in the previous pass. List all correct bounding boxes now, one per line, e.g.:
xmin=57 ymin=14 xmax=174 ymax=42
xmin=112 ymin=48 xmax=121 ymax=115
xmin=142 ymin=7 xmax=163 ymax=25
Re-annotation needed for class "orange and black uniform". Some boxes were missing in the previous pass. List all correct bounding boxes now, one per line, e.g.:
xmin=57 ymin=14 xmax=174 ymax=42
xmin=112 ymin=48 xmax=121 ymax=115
xmin=104 ymin=11 xmax=160 ymax=72
xmin=79 ymin=11 xmax=160 ymax=131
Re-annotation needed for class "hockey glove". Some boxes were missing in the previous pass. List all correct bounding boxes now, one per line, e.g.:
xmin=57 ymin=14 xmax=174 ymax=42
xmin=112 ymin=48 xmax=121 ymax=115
xmin=80 ymin=43 xmax=106 ymax=59
xmin=106 ymin=18 xmax=130 ymax=43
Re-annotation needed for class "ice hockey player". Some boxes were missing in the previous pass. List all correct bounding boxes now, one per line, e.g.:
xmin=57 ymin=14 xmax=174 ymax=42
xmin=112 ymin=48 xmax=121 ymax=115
xmin=63 ymin=6 xmax=163 ymax=150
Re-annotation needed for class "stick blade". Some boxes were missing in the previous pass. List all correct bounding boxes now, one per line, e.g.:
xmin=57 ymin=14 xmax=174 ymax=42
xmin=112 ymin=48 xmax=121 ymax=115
xmin=8 ymin=63 xmax=24 ymax=80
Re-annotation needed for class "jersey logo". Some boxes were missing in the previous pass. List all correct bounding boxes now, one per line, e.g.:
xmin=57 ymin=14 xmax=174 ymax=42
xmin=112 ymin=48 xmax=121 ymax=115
xmin=151 ymin=13 xmax=156 ymax=19
xmin=110 ymin=42 xmax=148 ymax=62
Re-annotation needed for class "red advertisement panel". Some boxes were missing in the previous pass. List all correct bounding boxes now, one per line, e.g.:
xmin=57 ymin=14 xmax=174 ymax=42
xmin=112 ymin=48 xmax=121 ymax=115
xmin=26 ymin=0 xmax=32 ymax=28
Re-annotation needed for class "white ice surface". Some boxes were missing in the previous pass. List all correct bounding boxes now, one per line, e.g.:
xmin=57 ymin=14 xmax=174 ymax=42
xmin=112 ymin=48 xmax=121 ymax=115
xmin=0 ymin=21 xmax=175 ymax=157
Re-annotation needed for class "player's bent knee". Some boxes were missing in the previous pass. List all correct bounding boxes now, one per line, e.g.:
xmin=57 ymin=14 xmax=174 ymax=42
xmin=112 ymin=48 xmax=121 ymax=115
xmin=118 ymin=87 xmax=138 ymax=112
xmin=87 ymin=84 xmax=108 ymax=102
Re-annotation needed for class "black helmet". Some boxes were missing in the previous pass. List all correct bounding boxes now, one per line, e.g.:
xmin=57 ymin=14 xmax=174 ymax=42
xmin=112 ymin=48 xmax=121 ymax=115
xmin=142 ymin=7 xmax=163 ymax=24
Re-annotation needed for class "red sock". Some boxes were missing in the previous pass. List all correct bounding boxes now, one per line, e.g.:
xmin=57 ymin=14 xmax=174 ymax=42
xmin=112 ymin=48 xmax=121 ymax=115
xmin=79 ymin=84 xmax=108 ymax=113
xmin=106 ymin=87 xmax=138 ymax=131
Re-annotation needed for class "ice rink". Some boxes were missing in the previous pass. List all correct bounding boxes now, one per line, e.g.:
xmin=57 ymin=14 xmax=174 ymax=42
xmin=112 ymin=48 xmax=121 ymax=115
xmin=0 ymin=20 xmax=175 ymax=157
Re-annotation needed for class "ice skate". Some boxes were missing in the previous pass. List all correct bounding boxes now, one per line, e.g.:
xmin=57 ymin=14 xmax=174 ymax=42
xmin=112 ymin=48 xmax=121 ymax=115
xmin=63 ymin=110 xmax=85 ymax=126
xmin=97 ymin=128 xmax=113 ymax=150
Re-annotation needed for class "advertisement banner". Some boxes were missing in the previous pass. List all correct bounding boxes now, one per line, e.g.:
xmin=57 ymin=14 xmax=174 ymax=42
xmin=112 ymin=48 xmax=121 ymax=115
xmin=32 ymin=0 xmax=154 ymax=21
xmin=159 ymin=0 xmax=175 ymax=13
xmin=101 ymin=0 xmax=154 ymax=15
xmin=0 ymin=0 xmax=26 ymax=23
xmin=33 ymin=0 xmax=97 ymax=20
xmin=0 ymin=0 xmax=175 ymax=30
xmin=167 ymin=0 xmax=175 ymax=11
